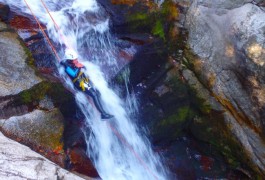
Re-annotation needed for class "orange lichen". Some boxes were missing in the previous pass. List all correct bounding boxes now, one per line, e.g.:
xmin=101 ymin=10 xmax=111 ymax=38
xmin=247 ymin=43 xmax=265 ymax=66
xmin=225 ymin=44 xmax=235 ymax=58
xmin=207 ymin=72 xmax=216 ymax=89
xmin=248 ymin=76 xmax=265 ymax=107
xmin=214 ymin=95 xmax=261 ymax=135
xmin=53 ymin=145 xmax=63 ymax=155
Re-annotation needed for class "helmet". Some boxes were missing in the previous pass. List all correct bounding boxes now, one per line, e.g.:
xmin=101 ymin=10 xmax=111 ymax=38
xmin=64 ymin=49 xmax=78 ymax=60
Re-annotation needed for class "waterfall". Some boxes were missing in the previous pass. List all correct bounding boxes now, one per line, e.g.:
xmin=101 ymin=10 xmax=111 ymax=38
xmin=1 ymin=0 xmax=168 ymax=179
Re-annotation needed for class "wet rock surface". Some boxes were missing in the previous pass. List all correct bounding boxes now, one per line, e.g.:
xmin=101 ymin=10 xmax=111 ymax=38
xmin=0 ymin=7 xmax=99 ymax=178
xmin=0 ymin=109 xmax=65 ymax=166
xmin=110 ymin=0 xmax=265 ymax=178
xmin=0 ymin=131 xmax=91 ymax=180
xmin=186 ymin=1 xmax=265 ymax=176
xmin=0 ymin=22 xmax=41 ymax=97
xmin=1 ymin=0 xmax=265 ymax=179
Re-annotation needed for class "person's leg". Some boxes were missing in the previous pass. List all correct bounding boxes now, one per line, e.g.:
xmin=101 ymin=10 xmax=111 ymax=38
xmin=85 ymin=88 xmax=106 ymax=114
xmin=84 ymin=88 xmax=114 ymax=119
xmin=74 ymin=80 xmax=113 ymax=119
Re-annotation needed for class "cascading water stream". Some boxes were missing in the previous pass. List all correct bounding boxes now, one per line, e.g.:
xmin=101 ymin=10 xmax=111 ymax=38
xmin=1 ymin=0 xmax=168 ymax=179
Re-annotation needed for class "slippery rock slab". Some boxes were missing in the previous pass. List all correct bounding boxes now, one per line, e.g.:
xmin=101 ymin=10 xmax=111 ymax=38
xmin=0 ymin=109 xmax=65 ymax=166
xmin=186 ymin=2 xmax=265 ymax=130
xmin=0 ymin=109 xmax=64 ymax=148
xmin=186 ymin=1 xmax=265 ymax=175
xmin=0 ymin=22 xmax=41 ymax=97
xmin=0 ymin=131 xmax=88 ymax=180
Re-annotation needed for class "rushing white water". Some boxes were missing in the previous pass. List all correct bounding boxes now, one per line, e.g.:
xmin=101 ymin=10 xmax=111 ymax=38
xmin=2 ymin=0 xmax=168 ymax=179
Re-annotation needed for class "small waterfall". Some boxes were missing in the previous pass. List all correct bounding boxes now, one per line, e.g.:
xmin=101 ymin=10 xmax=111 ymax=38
xmin=1 ymin=0 xmax=168 ymax=179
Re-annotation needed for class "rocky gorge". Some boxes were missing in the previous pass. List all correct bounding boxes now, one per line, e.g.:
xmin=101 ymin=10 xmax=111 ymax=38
xmin=0 ymin=4 xmax=97 ymax=179
xmin=0 ymin=0 xmax=265 ymax=179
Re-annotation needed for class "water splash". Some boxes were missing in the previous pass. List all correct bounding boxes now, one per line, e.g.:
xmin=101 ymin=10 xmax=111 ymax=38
xmin=1 ymin=0 xmax=168 ymax=179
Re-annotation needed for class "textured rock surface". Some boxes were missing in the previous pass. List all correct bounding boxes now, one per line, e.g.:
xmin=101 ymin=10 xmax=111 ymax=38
xmin=0 ymin=109 xmax=66 ymax=166
xmin=186 ymin=0 xmax=265 ymax=176
xmin=0 ymin=22 xmax=41 ymax=97
xmin=0 ymin=6 xmax=100 ymax=176
xmin=0 ymin=131 xmax=91 ymax=180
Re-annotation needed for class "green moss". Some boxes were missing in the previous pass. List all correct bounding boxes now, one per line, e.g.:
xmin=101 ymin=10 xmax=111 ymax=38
xmin=19 ymin=81 xmax=49 ymax=104
xmin=128 ymin=12 xmax=148 ymax=21
xmin=126 ymin=0 xmax=178 ymax=40
xmin=183 ymin=48 xmax=197 ymax=70
xmin=48 ymin=83 xmax=73 ymax=104
xmin=192 ymin=94 xmax=212 ymax=114
xmin=257 ymin=175 xmax=263 ymax=180
xmin=176 ymin=106 xmax=189 ymax=122
xmin=190 ymin=109 xmax=253 ymax=172
xmin=18 ymin=81 xmax=72 ymax=106
xmin=151 ymin=20 xmax=165 ymax=40
xmin=24 ymin=47 xmax=35 ymax=67
xmin=16 ymin=36 xmax=36 ymax=68
xmin=152 ymin=104 xmax=196 ymax=141
xmin=20 ymin=91 xmax=32 ymax=103
xmin=159 ymin=106 xmax=194 ymax=130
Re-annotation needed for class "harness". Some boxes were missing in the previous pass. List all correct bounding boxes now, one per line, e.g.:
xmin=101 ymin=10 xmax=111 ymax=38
xmin=63 ymin=61 xmax=91 ymax=91
xmin=72 ymin=71 xmax=90 ymax=91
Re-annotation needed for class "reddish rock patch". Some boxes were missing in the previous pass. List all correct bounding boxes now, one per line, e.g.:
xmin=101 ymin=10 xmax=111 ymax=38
xmin=9 ymin=15 xmax=43 ymax=30
xmin=68 ymin=147 xmax=99 ymax=178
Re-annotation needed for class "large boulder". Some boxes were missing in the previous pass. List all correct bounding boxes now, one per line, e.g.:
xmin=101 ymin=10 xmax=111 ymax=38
xmin=185 ymin=0 xmax=265 ymax=176
xmin=0 ymin=109 xmax=65 ymax=166
xmin=0 ymin=131 xmax=91 ymax=180
xmin=0 ymin=22 xmax=41 ymax=97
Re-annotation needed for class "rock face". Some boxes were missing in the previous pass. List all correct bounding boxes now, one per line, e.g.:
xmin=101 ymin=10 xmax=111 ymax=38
xmin=107 ymin=0 xmax=265 ymax=178
xmin=0 ymin=131 xmax=90 ymax=180
xmin=0 ymin=109 xmax=65 ymax=166
xmin=0 ymin=22 xmax=41 ymax=97
xmin=185 ymin=0 xmax=265 ymax=176
xmin=0 ymin=13 xmax=98 ymax=178
xmin=0 ymin=20 xmax=67 ymax=167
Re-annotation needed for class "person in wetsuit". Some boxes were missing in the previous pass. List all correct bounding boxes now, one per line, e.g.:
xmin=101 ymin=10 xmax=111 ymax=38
xmin=60 ymin=49 xmax=114 ymax=119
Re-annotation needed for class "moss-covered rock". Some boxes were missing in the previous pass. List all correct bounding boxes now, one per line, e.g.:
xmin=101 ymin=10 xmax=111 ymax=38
xmin=16 ymin=81 xmax=73 ymax=108
xmin=124 ymin=0 xmax=179 ymax=40
xmin=118 ymin=1 xmax=261 ymax=177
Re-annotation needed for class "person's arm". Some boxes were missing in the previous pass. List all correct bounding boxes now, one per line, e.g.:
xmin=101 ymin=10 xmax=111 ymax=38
xmin=60 ymin=59 xmax=67 ymax=67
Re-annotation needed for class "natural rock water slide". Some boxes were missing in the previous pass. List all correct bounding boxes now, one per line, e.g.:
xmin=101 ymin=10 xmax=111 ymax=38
xmin=0 ymin=0 xmax=265 ymax=179
xmin=0 ymin=20 xmax=91 ymax=179
xmin=0 ymin=0 xmax=168 ymax=179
